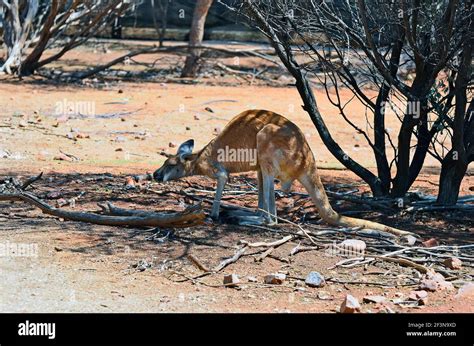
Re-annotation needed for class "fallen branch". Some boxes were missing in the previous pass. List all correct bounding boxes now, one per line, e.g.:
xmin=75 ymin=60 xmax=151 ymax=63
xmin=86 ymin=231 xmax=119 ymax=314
xmin=213 ymin=246 xmax=247 ymax=272
xmin=0 ymin=191 xmax=205 ymax=228
xmin=254 ymin=247 xmax=275 ymax=262
xmin=240 ymin=235 xmax=294 ymax=248
xmin=187 ymin=254 xmax=211 ymax=272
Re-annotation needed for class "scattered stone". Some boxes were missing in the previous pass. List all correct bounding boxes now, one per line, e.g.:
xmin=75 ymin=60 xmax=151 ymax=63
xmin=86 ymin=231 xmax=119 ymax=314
xmin=125 ymin=176 xmax=136 ymax=189
xmin=118 ymin=89 xmax=124 ymax=94
xmin=264 ymin=273 xmax=286 ymax=285
xmin=193 ymin=115 xmax=200 ymax=120
xmin=168 ymin=141 xmax=177 ymax=148
xmin=213 ymin=126 xmax=222 ymax=135
xmin=115 ymin=148 xmax=123 ymax=152
xmin=408 ymin=290 xmax=428 ymax=301
xmin=134 ymin=259 xmax=151 ymax=272
xmin=204 ymin=107 xmax=214 ymax=113
xmin=305 ymin=271 xmax=325 ymax=288
xmin=340 ymin=294 xmax=361 ymax=313
xmin=56 ymin=198 xmax=68 ymax=207
xmin=363 ymin=295 xmax=387 ymax=304
xmin=401 ymin=235 xmax=417 ymax=246
xmin=186 ymin=126 xmax=191 ymax=131
xmin=223 ymin=274 xmax=240 ymax=288
xmin=422 ymin=238 xmax=439 ymax=248
xmin=317 ymin=291 xmax=333 ymax=300
xmin=443 ymin=257 xmax=462 ymax=270
xmin=75 ymin=132 xmax=90 ymax=139
xmin=114 ymin=136 xmax=126 ymax=143
xmin=54 ymin=247 xmax=63 ymax=252
xmin=247 ymin=276 xmax=257 ymax=283
xmin=18 ymin=120 xmax=27 ymax=128
xmin=455 ymin=282 xmax=474 ymax=299
xmin=419 ymin=270 xmax=454 ymax=292
xmin=379 ymin=305 xmax=395 ymax=314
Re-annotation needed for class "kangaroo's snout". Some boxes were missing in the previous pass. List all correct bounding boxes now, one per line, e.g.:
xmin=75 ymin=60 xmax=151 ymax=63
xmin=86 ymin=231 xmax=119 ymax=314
xmin=153 ymin=169 xmax=164 ymax=182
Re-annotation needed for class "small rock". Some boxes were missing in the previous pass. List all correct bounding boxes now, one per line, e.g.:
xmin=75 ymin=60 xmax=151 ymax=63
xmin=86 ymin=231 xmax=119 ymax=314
xmin=379 ymin=305 xmax=395 ymax=314
xmin=168 ymin=142 xmax=177 ymax=148
xmin=401 ymin=235 xmax=417 ymax=246
xmin=455 ymin=282 xmax=474 ymax=299
xmin=124 ymin=176 xmax=136 ymax=189
xmin=114 ymin=136 xmax=126 ymax=143
xmin=193 ymin=115 xmax=200 ymax=120
xmin=204 ymin=107 xmax=214 ymax=113
xmin=186 ymin=126 xmax=191 ymax=131
xmin=135 ymin=259 xmax=151 ymax=272
xmin=305 ymin=271 xmax=325 ymax=287
xmin=247 ymin=276 xmax=257 ymax=283
xmin=213 ymin=126 xmax=222 ymax=135
xmin=340 ymin=294 xmax=361 ymax=313
xmin=363 ymin=295 xmax=387 ymax=304
xmin=317 ymin=291 xmax=333 ymax=300
xmin=118 ymin=89 xmax=124 ymax=94
xmin=422 ymin=238 xmax=439 ymax=248
xmin=223 ymin=274 xmax=240 ymax=288
xmin=264 ymin=273 xmax=286 ymax=285
xmin=408 ymin=290 xmax=428 ymax=301
xmin=419 ymin=280 xmax=438 ymax=292
xmin=54 ymin=247 xmax=63 ymax=252
xmin=420 ymin=270 xmax=454 ymax=292
xmin=443 ymin=257 xmax=462 ymax=270
xmin=75 ymin=132 xmax=89 ymax=139
xmin=115 ymin=148 xmax=123 ymax=152
xmin=18 ymin=120 xmax=27 ymax=128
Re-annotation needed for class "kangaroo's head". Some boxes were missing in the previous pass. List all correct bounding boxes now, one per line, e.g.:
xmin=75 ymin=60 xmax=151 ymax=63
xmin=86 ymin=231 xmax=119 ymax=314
xmin=153 ymin=139 xmax=196 ymax=182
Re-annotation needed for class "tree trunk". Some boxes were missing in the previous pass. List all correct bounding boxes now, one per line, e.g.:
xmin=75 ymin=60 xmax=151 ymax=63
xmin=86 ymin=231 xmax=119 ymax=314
xmin=437 ymin=2 xmax=473 ymax=205
xmin=180 ymin=0 xmax=213 ymax=78
xmin=436 ymin=154 xmax=468 ymax=205
xmin=0 ymin=0 xmax=39 ymax=75
xmin=151 ymin=0 xmax=169 ymax=48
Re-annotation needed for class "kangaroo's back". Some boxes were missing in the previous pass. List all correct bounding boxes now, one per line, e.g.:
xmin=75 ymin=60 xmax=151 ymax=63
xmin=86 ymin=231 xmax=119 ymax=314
xmin=197 ymin=110 xmax=296 ymax=174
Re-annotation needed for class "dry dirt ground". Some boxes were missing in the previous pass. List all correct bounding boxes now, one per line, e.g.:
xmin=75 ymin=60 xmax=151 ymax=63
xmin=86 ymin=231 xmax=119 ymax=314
xmin=0 ymin=40 xmax=473 ymax=313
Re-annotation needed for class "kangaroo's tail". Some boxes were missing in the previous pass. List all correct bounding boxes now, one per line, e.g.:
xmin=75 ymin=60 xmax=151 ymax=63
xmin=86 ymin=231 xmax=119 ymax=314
xmin=298 ymin=170 xmax=412 ymax=237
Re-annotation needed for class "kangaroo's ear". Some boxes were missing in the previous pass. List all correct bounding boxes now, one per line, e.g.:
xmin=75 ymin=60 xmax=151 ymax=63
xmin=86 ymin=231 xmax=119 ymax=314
xmin=177 ymin=139 xmax=194 ymax=158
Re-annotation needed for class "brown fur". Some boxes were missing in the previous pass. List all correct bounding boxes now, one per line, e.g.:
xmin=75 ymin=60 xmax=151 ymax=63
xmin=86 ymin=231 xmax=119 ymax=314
xmin=155 ymin=110 xmax=411 ymax=236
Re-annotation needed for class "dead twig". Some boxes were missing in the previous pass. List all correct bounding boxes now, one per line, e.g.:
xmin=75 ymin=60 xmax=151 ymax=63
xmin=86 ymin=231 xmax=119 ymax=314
xmin=240 ymin=234 xmax=294 ymax=248
xmin=187 ymin=254 xmax=211 ymax=273
xmin=213 ymin=246 xmax=248 ymax=272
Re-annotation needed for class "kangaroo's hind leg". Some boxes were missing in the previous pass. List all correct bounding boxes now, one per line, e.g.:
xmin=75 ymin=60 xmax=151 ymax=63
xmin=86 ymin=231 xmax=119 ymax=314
xmin=261 ymin=170 xmax=277 ymax=225
xmin=257 ymin=169 xmax=264 ymax=211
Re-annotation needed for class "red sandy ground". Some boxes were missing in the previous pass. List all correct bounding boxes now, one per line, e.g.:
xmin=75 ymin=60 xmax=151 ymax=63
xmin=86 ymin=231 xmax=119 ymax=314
xmin=0 ymin=41 xmax=472 ymax=313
